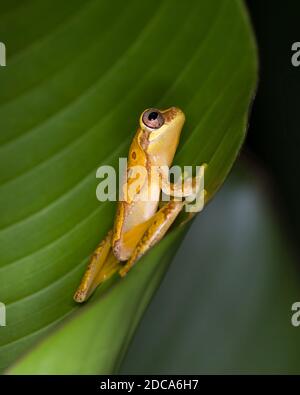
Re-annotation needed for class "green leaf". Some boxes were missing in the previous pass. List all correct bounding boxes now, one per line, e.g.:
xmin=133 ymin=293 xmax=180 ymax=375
xmin=0 ymin=0 xmax=257 ymax=373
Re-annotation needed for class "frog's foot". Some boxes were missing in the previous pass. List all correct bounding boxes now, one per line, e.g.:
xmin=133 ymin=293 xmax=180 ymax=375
xmin=179 ymin=188 xmax=208 ymax=226
xmin=119 ymin=199 xmax=185 ymax=277
xmin=74 ymin=230 xmax=121 ymax=303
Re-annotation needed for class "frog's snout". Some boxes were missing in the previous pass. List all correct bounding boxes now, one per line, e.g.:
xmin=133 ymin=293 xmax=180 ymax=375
xmin=162 ymin=106 xmax=185 ymax=127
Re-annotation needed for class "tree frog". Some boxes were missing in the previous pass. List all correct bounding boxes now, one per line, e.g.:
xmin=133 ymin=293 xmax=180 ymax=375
xmin=74 ymin=107 xmax=206 ymax=303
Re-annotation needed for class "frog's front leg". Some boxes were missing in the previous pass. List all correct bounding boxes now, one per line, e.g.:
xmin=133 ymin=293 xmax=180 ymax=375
xmin=159 ymin=163 xmax=207 ymax=199
xmin=119 ymin=199 xmax=185 ymax=277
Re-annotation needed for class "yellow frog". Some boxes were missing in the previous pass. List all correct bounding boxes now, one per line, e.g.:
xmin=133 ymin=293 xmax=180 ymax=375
xmin=74 ymin=107 xmax=206 ymax=302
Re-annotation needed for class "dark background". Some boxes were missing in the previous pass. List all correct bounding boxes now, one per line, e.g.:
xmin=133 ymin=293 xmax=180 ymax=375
xmin=246 ymin=0 xmax=300 ymax=247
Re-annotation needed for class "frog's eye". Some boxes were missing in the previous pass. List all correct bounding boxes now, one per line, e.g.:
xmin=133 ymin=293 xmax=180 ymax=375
xmin=142 ymin=108 xmax=165 ymax=129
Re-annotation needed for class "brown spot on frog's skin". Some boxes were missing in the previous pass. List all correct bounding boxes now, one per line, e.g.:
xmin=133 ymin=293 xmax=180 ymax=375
xmin=131 ymin=151 xmax=136 ymax=160
xmin=139 ymin=128 xmax=150 ymax=151
xmin=163 ymin=106 xmax=178 ymax=123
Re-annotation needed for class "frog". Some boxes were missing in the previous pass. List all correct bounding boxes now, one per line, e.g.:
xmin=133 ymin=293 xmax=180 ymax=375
xmin=74 ymin=107 xmax=207 ymax=303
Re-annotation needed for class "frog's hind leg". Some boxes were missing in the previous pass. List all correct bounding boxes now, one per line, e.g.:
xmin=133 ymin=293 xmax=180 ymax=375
xmin=74 ymin=230 xmax=121 ymax=303
xmin=119 ymin=200 xmax=185 ymax=277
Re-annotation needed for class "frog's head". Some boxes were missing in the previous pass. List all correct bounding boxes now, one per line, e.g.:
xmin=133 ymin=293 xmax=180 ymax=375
xmin=139 ymin=106 xmax=185 ymax=143
xmin=139 ymin=106 xmax=185 ymax=164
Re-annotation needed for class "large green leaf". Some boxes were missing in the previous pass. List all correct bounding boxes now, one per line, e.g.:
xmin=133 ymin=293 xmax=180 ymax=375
xmin=0 ymin=0 xmax=257 ymax=373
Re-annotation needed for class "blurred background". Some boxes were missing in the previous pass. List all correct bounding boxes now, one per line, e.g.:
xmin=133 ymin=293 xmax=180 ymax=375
xmin=120 ymin=0 xmax=300 ymax=373
xmin=247 ymin=0 xmax=300 ymax=246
